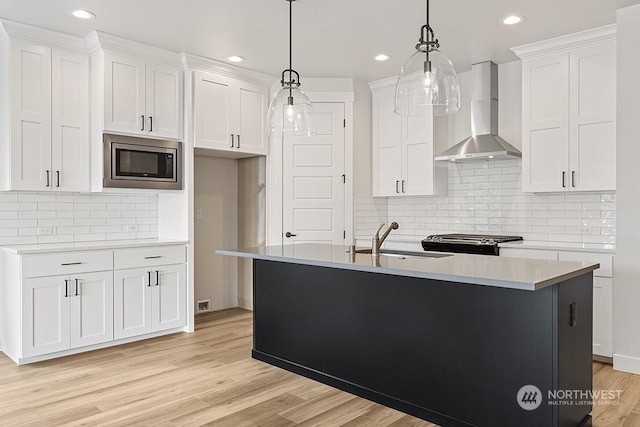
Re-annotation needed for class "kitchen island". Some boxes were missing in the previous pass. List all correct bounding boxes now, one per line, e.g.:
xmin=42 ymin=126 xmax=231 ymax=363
xmin=218 ymin=244 xmax=599 ymax=427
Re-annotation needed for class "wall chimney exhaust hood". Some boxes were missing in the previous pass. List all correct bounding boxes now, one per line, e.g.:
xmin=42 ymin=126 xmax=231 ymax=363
xmin=435 ymin=61 xmax=521 ymax=162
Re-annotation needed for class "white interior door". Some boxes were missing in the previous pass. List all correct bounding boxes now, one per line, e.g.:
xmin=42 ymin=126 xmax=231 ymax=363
xmin=283 ymin=102 xmax=346 ymax=247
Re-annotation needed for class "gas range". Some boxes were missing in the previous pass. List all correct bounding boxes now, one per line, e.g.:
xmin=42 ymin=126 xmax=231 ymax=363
xmin=421 ymin=234 xmax=523 ymax=256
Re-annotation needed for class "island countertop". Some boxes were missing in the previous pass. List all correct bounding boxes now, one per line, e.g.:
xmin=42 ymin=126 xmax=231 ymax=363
xmin=217 ymin=243 xmax=599 ymax=291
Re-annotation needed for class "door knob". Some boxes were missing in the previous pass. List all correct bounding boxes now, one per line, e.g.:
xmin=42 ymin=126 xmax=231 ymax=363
xmin=285 ymin=232 xmax=297 ymax=238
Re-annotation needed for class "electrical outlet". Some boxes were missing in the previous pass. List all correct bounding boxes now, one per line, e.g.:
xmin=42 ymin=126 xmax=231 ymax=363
xmin=38 ymin=226 xmax=53 ymax=236
xmin=126 ymin=225 xmax=139 ymax=232
xmin=196 ymin=299 xmax=211 ymax=314
xmin=196 ymin=209 xmax=204 ymax=220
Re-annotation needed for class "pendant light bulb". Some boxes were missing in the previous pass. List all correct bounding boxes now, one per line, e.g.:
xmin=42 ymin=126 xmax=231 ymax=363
xmin=266 ymin=0 xmax=316 ymax=137
xmin=395 ymin=0 xmax=460 ymax=116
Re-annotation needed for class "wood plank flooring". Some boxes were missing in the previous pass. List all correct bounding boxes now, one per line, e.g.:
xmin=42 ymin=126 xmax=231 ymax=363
xmin=0 ymin=308 xmax=637 ymax=426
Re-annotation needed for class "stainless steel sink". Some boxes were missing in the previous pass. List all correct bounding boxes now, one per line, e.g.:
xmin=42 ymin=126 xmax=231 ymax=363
xmin=354 ymin=248 xmax=452 ymax=259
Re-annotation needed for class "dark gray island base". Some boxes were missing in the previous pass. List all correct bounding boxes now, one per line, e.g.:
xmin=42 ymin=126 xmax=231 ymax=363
xmin=252 ymin=259 xmax=593 ymax=427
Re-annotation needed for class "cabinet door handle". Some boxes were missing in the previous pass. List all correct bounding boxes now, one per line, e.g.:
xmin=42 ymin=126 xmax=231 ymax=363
xmin=149 ymin=116 xmax=153 ymax=132
xmin=571 ymin=171 xmax=576 ymax=188
xmin=236 ymin=134 xmax=240 ymax=149
xmin=61 ymin=262 xmax=82 ymax=266
xmin=56 ymin=171 xmax=60 ymax=188
xmin=144 ymin=256 xmax=162 ymax=259
xmin=562 ymin=171 xmax=566 ymax=188
xmin=156 ymin=270 xmax=160 ymax=286
xmin=395 ymin=180 xmax=400 ymax=193
xmin=147 ymin=271 xmax=152 ymax=287
xmin=141 ymin=115 xmax=145 ymax=131
xmin=75 ymin=278 xmax=79 ymax=296
xmin=230 ymin=134 xmax=235 ymax=148
xmin=64 ymin=280 xmax=69 ymax=298
xmin=46 ymin=170 xmax=50 ymax=187
xmin=401 ymin=180 xmax=406 ymax=193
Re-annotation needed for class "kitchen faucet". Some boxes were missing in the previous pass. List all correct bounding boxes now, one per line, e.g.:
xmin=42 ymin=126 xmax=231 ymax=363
xmin=372 ymin=222 xmax=399 ymax=256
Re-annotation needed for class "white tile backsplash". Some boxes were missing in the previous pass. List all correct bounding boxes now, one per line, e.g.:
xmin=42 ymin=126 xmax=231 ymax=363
xmin=355 ymin=159 xmax=616 ymax=245
xmin=0 ymin=192 xmax=158 ymax=245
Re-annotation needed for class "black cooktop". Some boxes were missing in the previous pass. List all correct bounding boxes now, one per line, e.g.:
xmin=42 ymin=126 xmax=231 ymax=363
xmin=421 ymin=234 xmax=523 ymax=256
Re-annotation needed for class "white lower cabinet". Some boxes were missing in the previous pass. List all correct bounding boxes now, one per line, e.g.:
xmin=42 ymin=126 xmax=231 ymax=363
xmin=1 ymin=244 xmax=187 ymax=364
xmin=114 ymin=264 xmax=186 ymax=339
xmin=500 ymin=247 xmax=614 ymax=358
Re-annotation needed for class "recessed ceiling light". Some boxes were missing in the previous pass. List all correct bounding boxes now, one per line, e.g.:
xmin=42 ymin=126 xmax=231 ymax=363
xmin=374 ymin=54 xmax=391 ymax=62
xmin=501 ymin=15 xmax=524 ymax=25
xmin=70 ymin=9 xmax=96 ymax=20
xmin=227 ymin=55 xmax=245 ymax=63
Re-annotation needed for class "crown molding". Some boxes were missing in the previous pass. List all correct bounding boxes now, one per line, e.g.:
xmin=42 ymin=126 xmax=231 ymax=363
xmin=368 ymin=75 xmax=398 ymax=91
xmin=0 ymin=19 xmax=87 ymax=52
xmin=85 ymin=31 xmax=182 ymax=66
xmin=181 ymin=52 xmax=276 ymax=86
xmin=512 ymin=24 xmax=616 ymax=60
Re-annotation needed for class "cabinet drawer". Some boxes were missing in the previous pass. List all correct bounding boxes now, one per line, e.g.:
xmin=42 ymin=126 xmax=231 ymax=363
xmin=558 ymin=251 xmax=613 ymax=278
xmin=114 ymin=245 xmax=186 ymax=270
xmin=22 ymin=250 xmax=114 ymax=278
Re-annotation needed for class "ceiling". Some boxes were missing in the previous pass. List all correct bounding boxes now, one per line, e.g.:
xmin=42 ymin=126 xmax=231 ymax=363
xmin=0 ymin=0 xmax=623 ymax=82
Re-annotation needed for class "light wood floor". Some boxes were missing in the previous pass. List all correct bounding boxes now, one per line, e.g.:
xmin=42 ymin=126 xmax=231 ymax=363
xmin=0 ymin=308 xmax=638 ymax=426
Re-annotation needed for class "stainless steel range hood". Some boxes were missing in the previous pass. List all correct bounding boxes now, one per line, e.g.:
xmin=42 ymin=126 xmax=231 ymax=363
xmin=435 ymin=61 xmax=521 ymax=162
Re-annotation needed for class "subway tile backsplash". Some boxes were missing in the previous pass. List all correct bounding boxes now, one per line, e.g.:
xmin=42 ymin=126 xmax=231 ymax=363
xmin=0 ymin=193 xmax=158 ymax=245
xmin=355 ymin=159 xmax=616 ymax=245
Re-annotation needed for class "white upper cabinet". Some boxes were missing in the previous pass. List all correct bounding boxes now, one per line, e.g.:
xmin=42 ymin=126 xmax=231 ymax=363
xmin=514 ymin=25 xmax=616 ymax=193
xmin=370 ymin=82 xmax=446 ymax=197
xmin=103 ymin=51 xmax=183 ymax=139
xmin=193 ymin=70 xmax=268 ymax=156
xmin=0 ymin=31 xmax=90 ymax=192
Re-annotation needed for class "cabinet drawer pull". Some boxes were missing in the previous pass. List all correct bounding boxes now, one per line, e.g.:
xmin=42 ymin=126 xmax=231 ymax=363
xmin=61 ymin=262 xmax=83 ymax=266
xmin=75 ymin=278 xmax=79 ymax=296
xmin=571 ymin=171 xmax=576 ymax=188
xmin=236 ymin=134 xmax=240 ymax=149
xmin=149 ymin=116 xmax=153 ymax=132
xmin=395 ymin=180 xmax=400 ymax=193
xmin=562 ymin=171 xmax=566 ymax=188
xmin=64 ymin=279 xmax=69 ymax=298
xmin=156 ymin=270 xmax=160 ymax=286
xmin=141 ymin=115 xmax=145 ymax=131
xmin=147 ymin=271 xmax=152 ymax=287
xmin=144 ymin=256 xmax=162 ymax=259
xmin=46 ymin=170 xmax=50 ymax=187
xmin=56 ymin=171 xmax=60 ymax=188
xmin=230 ymin=134 xmax=235 ymax=148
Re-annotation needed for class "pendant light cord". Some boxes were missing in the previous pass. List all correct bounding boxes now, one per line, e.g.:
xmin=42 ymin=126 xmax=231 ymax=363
xmin=289 ymin=0 xmax=293 ymax=99
xmin=425 ymin=0 xmax=430 ymax=63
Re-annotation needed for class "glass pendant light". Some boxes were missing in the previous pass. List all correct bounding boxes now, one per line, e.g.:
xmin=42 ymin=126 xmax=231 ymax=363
xmin=266 ymin=0 xmax=315 ymax=137
xmin=394 ymin=0 xmax=460 ymax=116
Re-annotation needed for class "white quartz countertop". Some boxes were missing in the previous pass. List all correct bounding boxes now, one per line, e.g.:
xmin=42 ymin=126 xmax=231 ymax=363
xmin=0 ymin=239 xmax=189 ymax=254
xmin=217 ymin=243 xmax=599 ymax=291
xmin=498 ymin=240 xmax=615 ymax=254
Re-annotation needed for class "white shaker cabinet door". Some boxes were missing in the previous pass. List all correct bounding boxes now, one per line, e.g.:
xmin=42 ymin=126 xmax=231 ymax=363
xmin=104 ymin=51 xmax=146 ymax=135
xmin=569 ymin=42 xmax=616 ymax=192
xmin=521 ymin=53 xmax=570 ymax=193
xmin=151 ymin=264 xmax=187 ymax=332
xmin=372 ymin=89 xmax=402 ymax=197
xmin=237 ymin=81 xmax=268 ymax=155
xmin=51 ymin=49 xmax=90 ymax=192
xmin=70 ymin=271 xmax=114 ymax=349
xmin=145 ymin=61 xmax=183 ymax=139
xmin=592 ymin=277 xmax=613 ymax=358
xmin=114 ymin=267 xmax=153 ymax=339
xmin=22 ymin=276 xmax=70 ymax=357
xmin=402 ymin=111 xmax=435 ymax=196
xmin=193 ymin=71 xmax=236 ymax=151
xmin=10 ymin=40 xmax=52 ymax=191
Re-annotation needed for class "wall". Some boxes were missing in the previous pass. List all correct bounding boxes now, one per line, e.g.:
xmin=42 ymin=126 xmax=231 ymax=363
xmin=194 ymin=155 xmax=238 ymax=312
xmin=614 ymin=3 xmax=640 ymax=374
xmin=0 ymin=192 xmax=158 ymax=244
xmin=356 ymin=160 xmax=616 ymax=244
xmin=237 ymin=156 xmax=266 ymax=310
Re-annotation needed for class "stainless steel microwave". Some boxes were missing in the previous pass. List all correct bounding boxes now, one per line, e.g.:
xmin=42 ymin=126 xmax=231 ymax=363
xmin=103 ymin=134 xmax=182 ymax=190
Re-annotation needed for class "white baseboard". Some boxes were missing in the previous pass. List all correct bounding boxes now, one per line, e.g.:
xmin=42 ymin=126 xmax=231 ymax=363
xmin=613 ymin=353 xmax=640 ymax=374
xmin=238 ymin=297 xmax=253 ymax=310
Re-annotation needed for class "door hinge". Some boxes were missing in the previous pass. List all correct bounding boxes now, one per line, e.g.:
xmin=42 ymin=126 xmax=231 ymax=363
xmin=343 ymin=119 xmax=346 ymax=128
xmin=341 ymin=174 xmax=346 ymax=183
